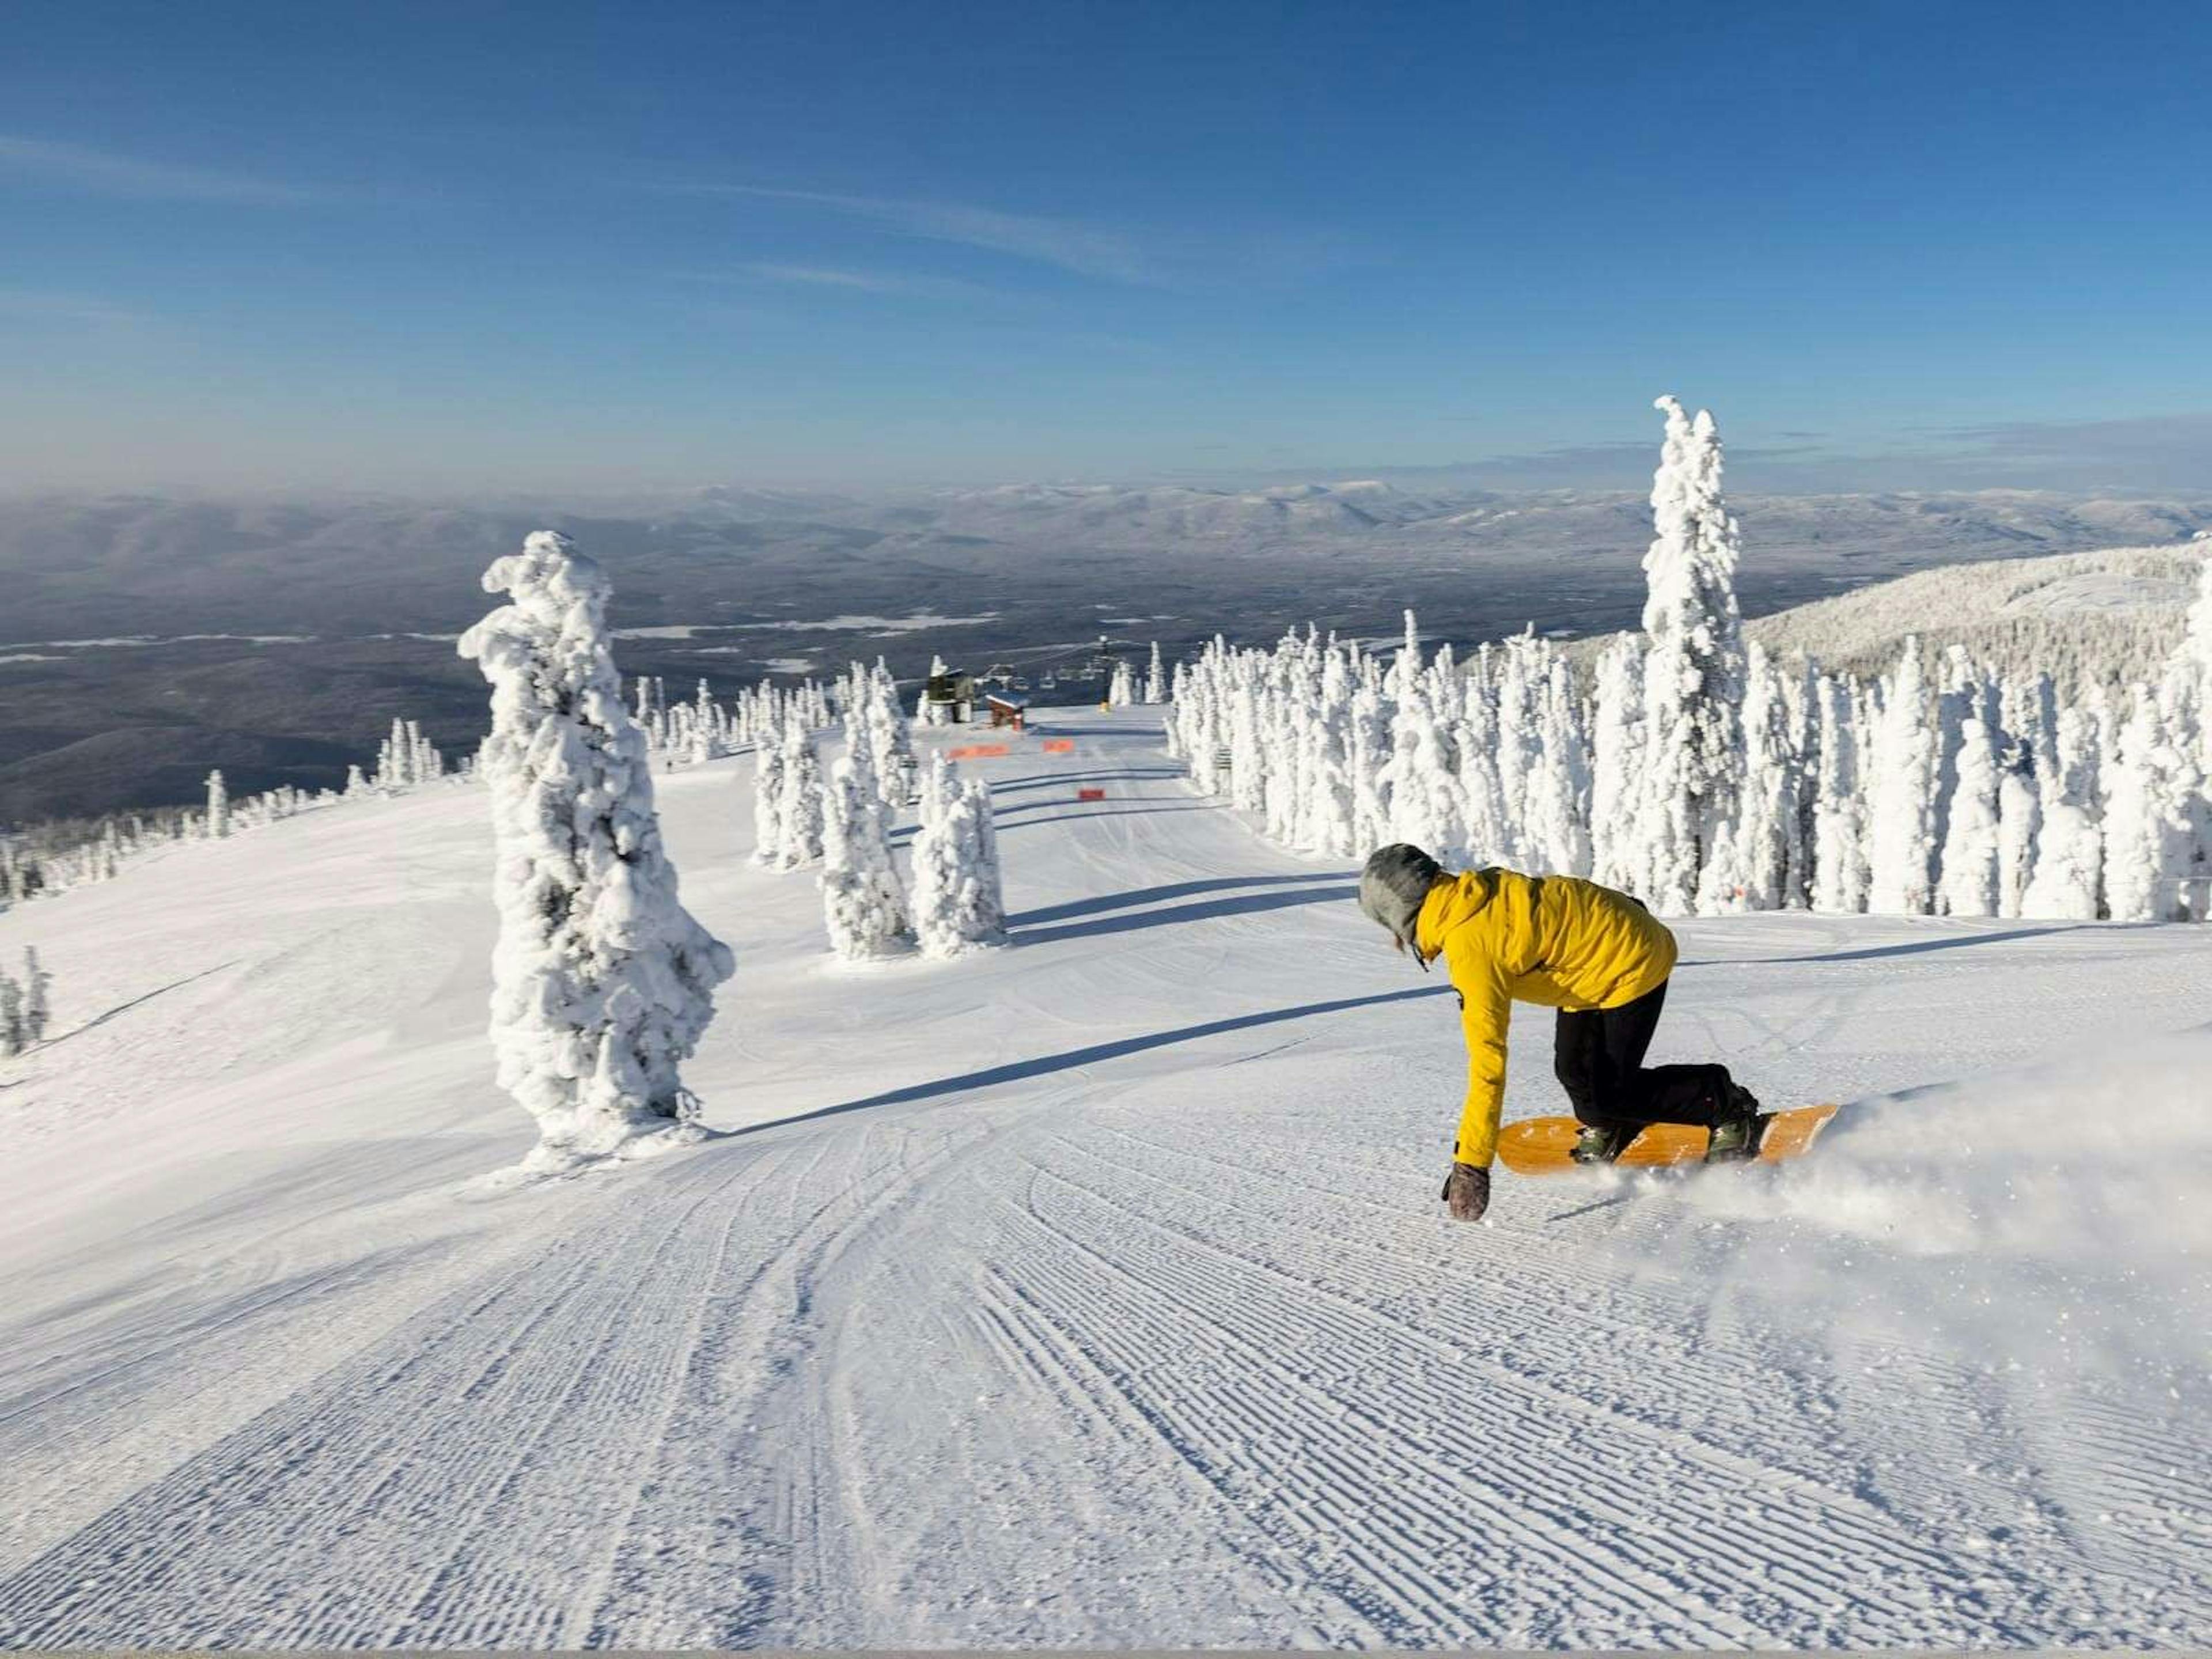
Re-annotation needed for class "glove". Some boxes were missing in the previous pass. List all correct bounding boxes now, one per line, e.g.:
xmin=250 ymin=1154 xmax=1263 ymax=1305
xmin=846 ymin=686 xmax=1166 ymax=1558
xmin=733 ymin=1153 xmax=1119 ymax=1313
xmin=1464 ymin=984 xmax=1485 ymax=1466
xmin=1441 ymin=1161 xmax=1490 ymax=1223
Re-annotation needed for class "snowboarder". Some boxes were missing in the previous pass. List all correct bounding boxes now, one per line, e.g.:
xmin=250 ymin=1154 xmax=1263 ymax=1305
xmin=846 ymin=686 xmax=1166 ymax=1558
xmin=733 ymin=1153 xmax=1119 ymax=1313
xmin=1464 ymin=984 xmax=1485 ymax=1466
xmin=1357 ymin=843 xmax=1763 ymax=1222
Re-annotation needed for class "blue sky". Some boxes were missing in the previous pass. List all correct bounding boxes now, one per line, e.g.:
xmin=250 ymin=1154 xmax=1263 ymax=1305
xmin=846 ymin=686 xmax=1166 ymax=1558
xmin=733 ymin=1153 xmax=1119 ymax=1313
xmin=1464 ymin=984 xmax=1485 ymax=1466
xmin=3 ymin=0 xmax=2208 ymax=495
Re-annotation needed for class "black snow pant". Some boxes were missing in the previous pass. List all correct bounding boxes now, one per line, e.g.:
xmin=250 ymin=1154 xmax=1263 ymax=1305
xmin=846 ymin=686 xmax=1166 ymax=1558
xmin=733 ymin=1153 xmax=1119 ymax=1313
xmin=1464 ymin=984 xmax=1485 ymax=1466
xmin=1552 ymin=980 xmax=1737 ymax=1131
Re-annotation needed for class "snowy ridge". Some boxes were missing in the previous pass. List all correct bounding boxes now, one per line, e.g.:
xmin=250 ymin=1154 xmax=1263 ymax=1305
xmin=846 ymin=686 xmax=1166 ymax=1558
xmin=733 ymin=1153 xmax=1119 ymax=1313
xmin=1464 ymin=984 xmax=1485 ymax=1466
xmin=1 ymin=710 xmax=2207 ymax=1645
xmin=1745 ymin=540 xmax=2208 ymax=687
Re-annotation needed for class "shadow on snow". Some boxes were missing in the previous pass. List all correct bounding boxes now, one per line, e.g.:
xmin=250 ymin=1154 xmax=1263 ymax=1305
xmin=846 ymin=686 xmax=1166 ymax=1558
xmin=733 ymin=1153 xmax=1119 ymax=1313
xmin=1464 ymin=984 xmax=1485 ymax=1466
xmin=738 ymin=983 xmax=1453 ymax=1137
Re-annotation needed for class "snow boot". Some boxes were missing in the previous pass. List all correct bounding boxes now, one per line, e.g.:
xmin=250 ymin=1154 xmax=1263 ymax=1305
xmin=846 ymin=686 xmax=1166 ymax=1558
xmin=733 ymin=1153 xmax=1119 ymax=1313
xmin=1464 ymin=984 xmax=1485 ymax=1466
xmin=1704 ymin=1083 xmax=1768 ymax=1164
xmin=1569 ymin=1122 xmax=1634 ymax=1165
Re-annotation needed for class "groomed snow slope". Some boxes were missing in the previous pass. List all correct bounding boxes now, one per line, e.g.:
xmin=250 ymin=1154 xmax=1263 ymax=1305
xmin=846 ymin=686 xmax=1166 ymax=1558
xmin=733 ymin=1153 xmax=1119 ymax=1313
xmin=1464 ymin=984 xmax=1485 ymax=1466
xmin=1 ymin=710 xmax=2207 ymax=1647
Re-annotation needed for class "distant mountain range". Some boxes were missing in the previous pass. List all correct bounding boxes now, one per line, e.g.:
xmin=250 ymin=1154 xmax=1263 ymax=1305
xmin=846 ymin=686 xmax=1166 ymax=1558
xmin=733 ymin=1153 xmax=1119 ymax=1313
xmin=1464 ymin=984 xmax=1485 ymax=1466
xmin=2 ymin=482 xmax=2208 ymax=823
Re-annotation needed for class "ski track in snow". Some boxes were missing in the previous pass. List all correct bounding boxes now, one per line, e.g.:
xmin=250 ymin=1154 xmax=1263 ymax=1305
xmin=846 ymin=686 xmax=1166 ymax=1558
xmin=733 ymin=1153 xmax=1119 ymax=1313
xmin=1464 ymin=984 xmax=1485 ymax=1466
xmin=1 ymin=711 xmax=2209 ymax=1646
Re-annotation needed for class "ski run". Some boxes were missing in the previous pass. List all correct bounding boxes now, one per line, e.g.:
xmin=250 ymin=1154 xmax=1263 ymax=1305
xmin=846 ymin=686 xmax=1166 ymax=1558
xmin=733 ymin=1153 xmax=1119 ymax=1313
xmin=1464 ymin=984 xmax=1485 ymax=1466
xmin=1 ymin=707 xmax=2208 ymax=1647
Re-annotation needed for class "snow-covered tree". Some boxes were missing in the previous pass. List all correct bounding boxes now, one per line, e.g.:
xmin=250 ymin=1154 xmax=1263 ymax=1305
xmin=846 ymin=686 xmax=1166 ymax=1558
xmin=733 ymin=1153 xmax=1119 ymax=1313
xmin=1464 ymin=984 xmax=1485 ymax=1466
xmin=1630 ymin=395 xmax=1746 ymax=911
xmin=1936 ymin=710 xmax=2002 ymax=918
xmin=1144 ymin=641 xmax=1166 ymax=703
xmin=1522 ymin=656 xmax=1591 ymax=877
xmin=2022 ymin=703 xmax=2107 ymax=920
xmin=1587 ymin=634 xmax=1646 ymax=890
xmin=457 ymin=530 xmax=736 ymax=1166
xmin=1809 ymin=673 xmax=1869 ymax=914
xmin=1381 ymin=651 xmax=1467 ymax=859
xmin=206 ymin=771 xmax=229 ymax=840
xmin=820 ymin=756 xmax=912 ymax=959
xmin=771 ymin=717 xmax=825 ymax=869
xmin=20 ymin=946 xmax=50 ymax=1043
xmin=909 ymin=755 xmax=1006 ymax=957
xmin=0 ymin=971 xmax=21 ymax=1058
xmin=1866 ymin=638 xmax=1939 ymax=915
xmin=862 ymin=661 xmax=916 ymax=810
xmin=1108 ymin=658 xmax=1138 ymax=708
xmin=1718 ymin=641 xmax=1796 ymax=909
xmin=2102 ymin=686 xmax=2199 ymax=922
xmin=751 ymin=726 xmax=787 ymax=865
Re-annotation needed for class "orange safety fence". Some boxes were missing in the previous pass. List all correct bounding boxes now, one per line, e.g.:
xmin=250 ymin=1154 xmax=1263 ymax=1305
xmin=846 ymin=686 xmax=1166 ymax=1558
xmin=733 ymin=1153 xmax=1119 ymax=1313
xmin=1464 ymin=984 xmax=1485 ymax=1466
xmin=947 ymin=743 xmax=1010 ymax=759
xmin=1041 ymin=738 xmax=1075 ymax=753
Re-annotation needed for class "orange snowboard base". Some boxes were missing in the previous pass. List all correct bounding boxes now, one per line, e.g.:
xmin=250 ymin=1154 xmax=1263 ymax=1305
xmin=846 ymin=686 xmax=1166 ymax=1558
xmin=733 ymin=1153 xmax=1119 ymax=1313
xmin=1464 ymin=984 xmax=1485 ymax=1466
xmin=1494 ymin=1104 xmax=1840 ymax=1176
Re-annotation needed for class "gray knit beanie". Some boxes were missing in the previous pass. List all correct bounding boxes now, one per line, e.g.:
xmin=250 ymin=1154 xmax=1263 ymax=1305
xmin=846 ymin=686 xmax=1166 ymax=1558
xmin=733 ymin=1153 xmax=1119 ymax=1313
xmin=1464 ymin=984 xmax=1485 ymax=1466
xmin=1358 ymin=843 xmax=1444 ymax=952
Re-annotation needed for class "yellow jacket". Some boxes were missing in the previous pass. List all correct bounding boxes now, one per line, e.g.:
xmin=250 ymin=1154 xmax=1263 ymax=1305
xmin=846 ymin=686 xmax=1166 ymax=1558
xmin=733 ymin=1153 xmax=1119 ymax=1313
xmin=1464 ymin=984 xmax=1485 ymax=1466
xmin=1415 ymin=868 xmax=1677 ymax=1168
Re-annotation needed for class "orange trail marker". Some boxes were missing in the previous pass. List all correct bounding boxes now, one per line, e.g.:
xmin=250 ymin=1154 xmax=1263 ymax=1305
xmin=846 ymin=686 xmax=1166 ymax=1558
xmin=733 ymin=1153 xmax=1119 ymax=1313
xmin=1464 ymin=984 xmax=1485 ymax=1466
xmin=1041 ymin=738 xmax=1075 ymax=753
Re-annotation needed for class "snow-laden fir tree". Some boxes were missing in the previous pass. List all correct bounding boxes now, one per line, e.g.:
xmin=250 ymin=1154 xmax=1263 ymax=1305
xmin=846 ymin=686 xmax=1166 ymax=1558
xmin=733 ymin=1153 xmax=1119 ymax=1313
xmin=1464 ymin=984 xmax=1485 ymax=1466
xmin=2021 ymin=702 xmax=2107 ymax=919
xmin=1144 ymin=641 xmax=1166 ymax=703
xmin=909 ymin=755 xmax=1006 ymax=957
xmin=1866 ymin=638 xmax=1939 ymax=915
xmin=819 ymin=755 xmax=912 ymax=959
xmin=0 ymin=971 xmax=21 ymax=1058
xmin=1587 ymin=634 xmax=1646 ymax=890
xmin=1348 ymin=650 xmax=1392 ymax=852
xmin=206 ymin=771 xmax=229 ymax=840
xmin=751 ymin=723 xmax=787 ymax=865
xmin=1453 ymin=665 xmax=1512 ymax=866
xmin=771 ymin=715 xmax=825 ymax=869
xmin=457 ymin=530 xmax=736 ymax=1166
xmin=20 ymin=946 xmax=49 ymax=1043
xmin=1809 ymin=673 xmax=1869 ymax=913
xmin=1381 ymin=647 xmax=1468 ymax=859
xmin=1522 ymin=656 xmax=1592 ymax=876
xmin=2101 ymin=685 xmax=2198 ymax=922
xmin=688 ymin=680 xmax=725 ymax=765
xmin=1718 ymin=641 xmax=1797 ymax=910
xmin=1296 ymin=643 xmax=1358 ymax=856
xmin=1936 ymin=707 xmax=2002 ymax=918
xmin=1108 ymin=658 xmax=1138 ymax=708
xmin=862 ymin=660 xmax=916 ymax=809
xmin=1630 ymin=396 xmax=1746 ymax=911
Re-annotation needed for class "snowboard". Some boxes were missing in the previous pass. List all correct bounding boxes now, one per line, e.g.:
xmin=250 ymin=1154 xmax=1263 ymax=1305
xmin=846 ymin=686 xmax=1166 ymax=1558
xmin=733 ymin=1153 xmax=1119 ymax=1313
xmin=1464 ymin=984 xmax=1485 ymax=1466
xmin=1494 ymin=1103 xmax=1840 ymax=1176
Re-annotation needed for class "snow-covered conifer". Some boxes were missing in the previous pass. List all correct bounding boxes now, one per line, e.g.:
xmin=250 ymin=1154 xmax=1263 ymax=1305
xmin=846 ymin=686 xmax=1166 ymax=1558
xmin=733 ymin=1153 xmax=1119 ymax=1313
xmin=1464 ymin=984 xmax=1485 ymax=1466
xmin=20 ymin=946 xmax=50 ymax=1043
xmin=2102 ymin=687 xmax=2198 ymax=922
xmin=1381 ymin=657 xmax=1467 ymax=859
xmin=820 ymin=757 xmax=912 ymax=959
xmin=1866 ymin=638 xmax=1938 ymax=915
xmin=1145 ymin=641 xmax=1166 ymax=704
xmin=751 ymin=726 xmax=787 ymax=865
xmin=1348 ymin=652 xmax=1392 ymax=851
xmin=1588 ymin=634 xmax=1646 ymax=890
xmin=1725 ymin=642 xmax=1796 ymax=909
xmin=909 ymin=756 xmax=1005 ymax=957
xmin=2021 ymin=704 xmax=2106 ymax=920
xmin=1522 ymin=656 xmax=1592 ymax=877
xmin=0 ymin=971 xmax=20 ymax=1058
xmin=1108 ymin=658 xmax=1138 ymax=708
xmin=205 ymin=771 xmax=229 ymax=840
xmin=1809 ymin=673 xmax=1869 ymax=913
xmin=772 ymin=718 xmax=825 ymax=869
xmin=457 ymin=529 xmax=736 ymax=1165
xmin=1630 ymin=395 xmax=1746 ymax=911
xmin=1936 ymin=709 xmax=2002 ymax=918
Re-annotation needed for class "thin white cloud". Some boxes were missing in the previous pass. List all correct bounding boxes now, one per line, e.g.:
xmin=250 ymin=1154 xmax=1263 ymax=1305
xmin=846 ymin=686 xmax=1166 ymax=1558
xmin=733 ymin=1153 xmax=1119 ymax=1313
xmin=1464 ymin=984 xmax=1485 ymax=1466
xmin=0 ymin=289 xmax=150 ymax=329
xmin=0 ymin=135 xmax=321 ymax=205
xmin=673 ymin=183 xmax=1162 ymax=285
xmin=685 ymin=262 xmax=998 ymax=301
xmin=745 ymin=262 xmax=910 ymax=292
